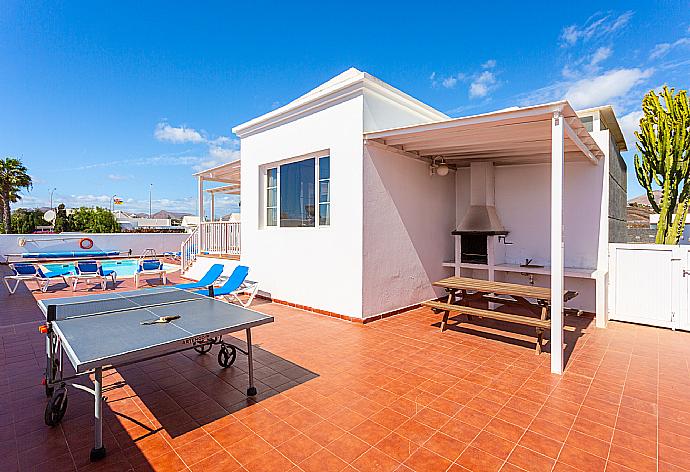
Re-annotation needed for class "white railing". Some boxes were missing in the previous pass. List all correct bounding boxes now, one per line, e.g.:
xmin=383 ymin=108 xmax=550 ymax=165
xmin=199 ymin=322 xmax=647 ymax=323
xmin=180 ymin=226 xmax=199 ymax=272
xmin=199 ymin=221 xmax=241 ymax=255
xmin=180 ymin=222 xmax=241 ymax=272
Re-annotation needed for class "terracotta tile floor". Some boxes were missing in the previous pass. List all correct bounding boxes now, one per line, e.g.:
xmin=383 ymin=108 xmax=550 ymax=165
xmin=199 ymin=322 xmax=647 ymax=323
xmin=1 ymin=267 xmax=690 ymax=471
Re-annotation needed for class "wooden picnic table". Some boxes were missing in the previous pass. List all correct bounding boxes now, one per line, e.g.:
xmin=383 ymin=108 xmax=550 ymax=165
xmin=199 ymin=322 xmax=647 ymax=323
xmin=424 ymin=276 xmax=578 ymax=354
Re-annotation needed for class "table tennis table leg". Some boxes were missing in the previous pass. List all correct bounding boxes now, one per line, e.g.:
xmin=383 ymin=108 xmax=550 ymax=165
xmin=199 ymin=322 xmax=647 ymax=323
xmin=90 ymin=367 xmax=106 ymax=461
xmin=246 ymin=328 xmax=257 ymax=397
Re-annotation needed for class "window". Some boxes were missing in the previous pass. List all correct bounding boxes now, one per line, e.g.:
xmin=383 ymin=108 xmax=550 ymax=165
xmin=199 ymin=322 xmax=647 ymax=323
xmin=264 ymin=155 xmax=330 ymax=228
xmin=266 ymin=168 xmax=277 ymax=226
xmin=318 ymin=156 xmax=330 ymax=225
xmin=281 ymin=158 xmax=315 ymax=227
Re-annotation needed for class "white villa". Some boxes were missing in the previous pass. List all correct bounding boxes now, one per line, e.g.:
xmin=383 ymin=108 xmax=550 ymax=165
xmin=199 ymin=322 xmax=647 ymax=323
xmin=187 ymin=68 xmax=628 ymax=374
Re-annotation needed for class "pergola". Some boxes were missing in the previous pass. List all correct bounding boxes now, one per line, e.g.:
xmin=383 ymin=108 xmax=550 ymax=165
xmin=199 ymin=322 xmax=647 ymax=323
xmin=193 ymin=159 xmax=241 ymax=221
xmin=364 ymin=101 xmax=604 ymax=374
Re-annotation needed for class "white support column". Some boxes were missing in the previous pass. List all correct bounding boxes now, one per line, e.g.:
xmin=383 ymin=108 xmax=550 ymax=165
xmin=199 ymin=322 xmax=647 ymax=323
xmin=197 ymin=177 xmax=205 ymax=222
xmin=551 ymin=110 xmax=565 ymax=375
xmin=210 ymin=193 xmax=215 ymax=222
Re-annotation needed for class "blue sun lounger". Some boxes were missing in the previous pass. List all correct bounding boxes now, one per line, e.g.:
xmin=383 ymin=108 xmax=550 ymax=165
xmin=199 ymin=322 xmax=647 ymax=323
xmin=3 ymin=263 xmax=68 ymax=294
xmin=71 ymin=260 xmax=117 ymax=291
xmin=174 ymin=263 xmax=224 ymax=290
xmin=195 ymin=265 xmax=258 ymax=307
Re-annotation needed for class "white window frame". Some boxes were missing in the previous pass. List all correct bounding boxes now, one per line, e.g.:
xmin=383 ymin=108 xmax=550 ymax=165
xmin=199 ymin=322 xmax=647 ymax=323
xmin=318 ymin=156 xmax=330 ymax=226
xmin=261 ymin=150 xmax=330 ymax=229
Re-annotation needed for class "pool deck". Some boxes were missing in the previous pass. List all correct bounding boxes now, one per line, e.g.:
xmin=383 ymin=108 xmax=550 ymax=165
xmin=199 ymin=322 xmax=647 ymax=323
xmin=1 ymin=267 xmax=690 ymax=471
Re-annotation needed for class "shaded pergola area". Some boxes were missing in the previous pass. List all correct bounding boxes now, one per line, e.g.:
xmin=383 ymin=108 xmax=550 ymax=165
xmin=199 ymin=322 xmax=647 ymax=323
xmin=193 ymin=159 xmax=240 ymax=221
xmin=365 ymin=101 xmax=604 ymax=374
xmin=365 ymin=101 xmax=602 ymax=166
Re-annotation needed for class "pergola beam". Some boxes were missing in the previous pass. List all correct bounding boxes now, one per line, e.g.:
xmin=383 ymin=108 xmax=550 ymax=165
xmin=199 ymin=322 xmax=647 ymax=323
xmin=380 ymin=118 xmax=550 ymax=146
xmin=413 ymin=140 xmax=582 ymax=156
xmin=206 ymin=184 xmax=241 ymax=194
xmin=365 ymin=102 xmax=566 ymax=141
xmin=431 ymin=150 xmax=586 ymax=162
xmin=401 ymin=131 xmax=552 ymax=151
xmin=564 ymin=120 xmax=598 ymax=164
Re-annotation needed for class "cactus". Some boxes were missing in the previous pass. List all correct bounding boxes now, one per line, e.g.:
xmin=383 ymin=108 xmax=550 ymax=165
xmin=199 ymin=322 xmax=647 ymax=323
xmin=634 ymin=86 xmax=690 ymax=244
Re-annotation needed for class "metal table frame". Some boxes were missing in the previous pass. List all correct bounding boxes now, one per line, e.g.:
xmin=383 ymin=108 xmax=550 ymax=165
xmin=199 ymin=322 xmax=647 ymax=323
xmin=40 ymin=288 xmax=269 ymax=462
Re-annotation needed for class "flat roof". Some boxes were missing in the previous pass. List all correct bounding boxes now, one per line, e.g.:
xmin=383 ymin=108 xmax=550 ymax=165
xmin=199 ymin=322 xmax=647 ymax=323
xmin=232 ymin=68 xmax=448 ymax=138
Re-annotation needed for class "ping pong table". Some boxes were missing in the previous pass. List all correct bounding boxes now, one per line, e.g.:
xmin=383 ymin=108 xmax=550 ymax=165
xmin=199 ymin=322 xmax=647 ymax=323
xmin=37 ymin=286 xmax=274 ymax=462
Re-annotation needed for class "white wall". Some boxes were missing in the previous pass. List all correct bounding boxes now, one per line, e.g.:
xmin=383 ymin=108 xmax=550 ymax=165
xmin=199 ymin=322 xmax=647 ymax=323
xmin=363 ymin=90 xmax=443 ymax=132
xmin=497 ymin=161 xmax=604 ymax=269
xmin=456 ymin=162 xmax=604 ymax=269
xmin=240 ymin=95 xmax=366 ymax=317
xmin=454 ymin=158 xmax=606 ymax=313
xmin=362 ymin=145 xmax=455 ymax=317
xmin=0 ymin=232 xmax=188 ymax=262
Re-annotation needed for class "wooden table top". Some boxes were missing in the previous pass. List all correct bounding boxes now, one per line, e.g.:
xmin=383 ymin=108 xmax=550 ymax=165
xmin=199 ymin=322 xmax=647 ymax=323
xmin=433 ymin=276 xmax=578 ymax=302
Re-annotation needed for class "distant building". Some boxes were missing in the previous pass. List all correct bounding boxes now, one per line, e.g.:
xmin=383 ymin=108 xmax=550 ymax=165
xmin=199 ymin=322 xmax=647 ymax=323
xmin=181 ymin=216 xmax=200 ymax=231
xmin=650 ymin=213 xmax=690 ymax=244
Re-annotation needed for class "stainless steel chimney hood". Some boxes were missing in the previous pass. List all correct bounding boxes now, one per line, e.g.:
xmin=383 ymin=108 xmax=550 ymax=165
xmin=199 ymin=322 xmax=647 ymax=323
xmin=452 ymin=162 xmax=507 ymax=235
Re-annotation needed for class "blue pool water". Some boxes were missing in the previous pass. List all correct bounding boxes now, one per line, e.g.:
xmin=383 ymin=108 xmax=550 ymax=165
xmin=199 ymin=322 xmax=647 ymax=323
xmin=42 ymin=258 xmax=179 ymax=278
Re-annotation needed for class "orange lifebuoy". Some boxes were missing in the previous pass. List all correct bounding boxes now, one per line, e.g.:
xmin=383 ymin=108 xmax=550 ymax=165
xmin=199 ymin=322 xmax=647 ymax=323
xmin=79 ymin=238 xmax=94 ymax=250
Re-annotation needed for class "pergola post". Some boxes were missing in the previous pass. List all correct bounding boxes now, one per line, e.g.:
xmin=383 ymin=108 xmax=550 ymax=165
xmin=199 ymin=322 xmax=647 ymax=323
xmin=551 ymin=110 xmax=565 ymax=375
xmin=197 ymin=176 xmax=205 ymax=222
xmin=210 ymin=193 xmax=215 ymax=222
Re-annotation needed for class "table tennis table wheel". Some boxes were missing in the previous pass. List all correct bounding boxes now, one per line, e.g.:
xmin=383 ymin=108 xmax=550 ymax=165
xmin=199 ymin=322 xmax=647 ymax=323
xmin=44 ymin=387 xmax=68 ymax=426
xmin=194 ymin=343 xmax=213 ymax=354
xmin=217 ymin=345 xmax=237 ymax=368
xmin=194 ymin=336 xmax=219 ymax=354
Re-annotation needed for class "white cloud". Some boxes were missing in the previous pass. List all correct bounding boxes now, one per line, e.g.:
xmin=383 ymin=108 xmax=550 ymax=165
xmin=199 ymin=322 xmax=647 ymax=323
xmin=564 ymin=68 xmax=653 ymax=108
xmin=482 ymin=59 xmax=497 ymax=69
xmin=71 ymin=194 xmax=112 ymax=203
xmin=561 ymin=46 xmax=613 ymax=80
xmin=72 ymin=153 xmax=203 ymax=171
xmin=619 ymin=109 xmax=643 ymax=150
xmin=154 ymin=122 xmax=204 ymax=144
xmin=107 ymin=174 xmax=132 ymax=181
xmin=431 ymin=71 xmax=466 ymax=89
xmin=560 ymin=11 xmax=633 ymax=46
xmin=209 ymin=146 xmax=240 ymax=161
xmin=469 ymin=71 xmax=497 ymax=99
xmin=442 ymin=76 xmax=459 ymax=88
xmin=194 ymin=146 xmax=241 ymax=171
xmin=650 ymin=38 xmax=690 ymax=59
xmin=590 ymin=46 xmax=612 ymax=67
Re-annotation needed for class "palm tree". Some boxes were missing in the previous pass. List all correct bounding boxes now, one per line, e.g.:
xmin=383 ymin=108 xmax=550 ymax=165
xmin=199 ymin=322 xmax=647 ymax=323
xmin=0 ymin=157 xmax=33 ymax=234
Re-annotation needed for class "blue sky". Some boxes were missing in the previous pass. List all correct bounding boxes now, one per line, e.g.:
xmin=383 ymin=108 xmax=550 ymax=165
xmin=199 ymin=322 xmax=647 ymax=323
xmin=2 ymin=1 xmax=689 ymax=215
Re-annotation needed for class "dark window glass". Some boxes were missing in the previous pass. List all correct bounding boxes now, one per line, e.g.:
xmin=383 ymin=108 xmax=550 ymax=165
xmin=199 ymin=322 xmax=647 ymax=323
xmin=280 ymin=158 xmax=315 ymax=227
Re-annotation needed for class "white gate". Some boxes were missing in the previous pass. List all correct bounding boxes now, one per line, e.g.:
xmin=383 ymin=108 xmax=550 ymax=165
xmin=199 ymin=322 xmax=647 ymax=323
xmin=609 ymin=243 xmax=690 ymax=330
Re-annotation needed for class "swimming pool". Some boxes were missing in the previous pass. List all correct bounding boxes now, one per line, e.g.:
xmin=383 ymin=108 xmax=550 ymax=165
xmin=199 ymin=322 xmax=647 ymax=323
xmin=42 ymin=258 xmax=180 ymax=279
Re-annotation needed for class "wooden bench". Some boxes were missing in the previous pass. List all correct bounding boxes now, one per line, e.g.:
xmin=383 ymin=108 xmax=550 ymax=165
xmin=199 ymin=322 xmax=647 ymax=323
xmin=423 ymin=300 xmax=551 ymax=354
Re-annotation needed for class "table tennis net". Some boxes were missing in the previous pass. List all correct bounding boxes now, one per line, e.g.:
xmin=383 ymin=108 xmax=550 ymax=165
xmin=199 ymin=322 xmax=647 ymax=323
xmin=46 ymin=288 xmax=207 ymax=319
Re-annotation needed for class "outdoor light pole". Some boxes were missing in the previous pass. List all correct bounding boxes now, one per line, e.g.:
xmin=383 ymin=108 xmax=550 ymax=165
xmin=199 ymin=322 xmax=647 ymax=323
xmin=49 ymin=188 xmax=56 ymax=210
xmin=149 ymin=184 xmax=153 ymax=218
xmin=111 ymin=194 xmax=117 ymax=213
